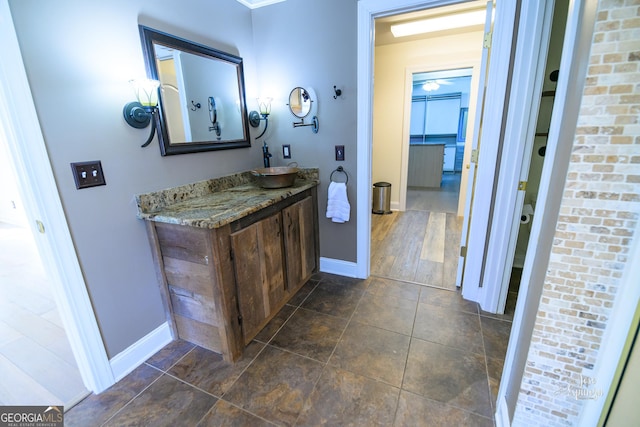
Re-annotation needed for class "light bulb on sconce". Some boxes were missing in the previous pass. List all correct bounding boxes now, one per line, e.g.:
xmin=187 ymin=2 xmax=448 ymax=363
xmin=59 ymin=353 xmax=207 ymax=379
xmin=258 ymin=97 xmax=272 ymax=116
xmin=249 ymin=97 xmax=272 ymax=139
xmin=123 ymin=78 xmax=160 ymax=147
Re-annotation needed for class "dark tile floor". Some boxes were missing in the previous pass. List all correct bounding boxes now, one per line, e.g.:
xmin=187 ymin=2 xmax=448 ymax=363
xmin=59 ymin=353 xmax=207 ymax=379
xmin=65 ymin=272 xmax=514 ymax=427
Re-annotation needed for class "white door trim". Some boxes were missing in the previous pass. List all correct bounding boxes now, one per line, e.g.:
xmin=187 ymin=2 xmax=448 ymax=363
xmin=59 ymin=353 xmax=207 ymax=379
xmin=357 ymin=0 xmax=484 ymax=279
xmin=0 ymin=0 xmax=114 ymax=393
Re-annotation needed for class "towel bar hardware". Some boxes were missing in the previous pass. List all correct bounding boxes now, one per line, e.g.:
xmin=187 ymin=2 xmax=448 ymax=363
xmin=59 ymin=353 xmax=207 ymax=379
xmin=330 ymin=166 xmax=348 ymax=184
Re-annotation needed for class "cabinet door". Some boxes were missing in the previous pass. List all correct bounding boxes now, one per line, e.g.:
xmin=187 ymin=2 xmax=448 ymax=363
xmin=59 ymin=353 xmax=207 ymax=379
xmin=231 ymin=213 xmax=285 ymax=344
xmin=283 ymin=196 xmax=316 ymax=291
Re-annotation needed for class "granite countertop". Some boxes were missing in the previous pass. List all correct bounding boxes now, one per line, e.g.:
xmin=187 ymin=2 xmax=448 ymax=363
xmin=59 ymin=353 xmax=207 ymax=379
xmin=135 ymin=168 xmax=319 ymax=229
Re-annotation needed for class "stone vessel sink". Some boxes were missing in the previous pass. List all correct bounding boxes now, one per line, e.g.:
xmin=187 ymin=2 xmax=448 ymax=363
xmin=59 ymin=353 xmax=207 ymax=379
xmin=251 ymin=166 xmax=299 ymax=189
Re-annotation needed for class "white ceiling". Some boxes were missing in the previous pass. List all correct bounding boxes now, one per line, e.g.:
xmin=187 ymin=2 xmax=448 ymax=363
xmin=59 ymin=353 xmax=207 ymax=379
xmin=235 ymin=0 xmax=286 ymax=9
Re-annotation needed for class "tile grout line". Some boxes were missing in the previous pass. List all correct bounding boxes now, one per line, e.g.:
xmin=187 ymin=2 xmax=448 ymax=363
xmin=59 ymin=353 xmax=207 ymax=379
xmin=201 ymin=399 xmax=279 ymax=427
xmin=99 ymin=343 xmax=198 ymax=426
xmin=292 ymin=277 xmax=370 ymax=426
xmin=391 ymin=282 xmax=423 ymax=425
xmin=478 ymin=311 xmax=498 ymax=423
xmin=370 ymin=272 xmax=459 ymax=293
xmin=99 ymin=363 xmax=166 ymax=427
xmin=252 ymin=278 xmax=321 ymax=348
xmin=213 ymin=278 xmax=324 ymax=426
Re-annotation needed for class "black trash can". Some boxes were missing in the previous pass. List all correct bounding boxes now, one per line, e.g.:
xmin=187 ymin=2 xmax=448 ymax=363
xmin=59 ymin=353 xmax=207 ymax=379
xmin=372 ymin=182 xmax=392 ymax=214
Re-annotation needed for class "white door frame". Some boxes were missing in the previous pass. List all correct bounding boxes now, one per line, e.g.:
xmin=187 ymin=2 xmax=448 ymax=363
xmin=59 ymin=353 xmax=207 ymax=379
xmin=357 ymin=0 xmax=475 ymax=279
xmin=496 ymin=0 xmax=598 ymax=423
xmin=487 ymin=0 xmax=555 ymax=314
xmin=0 ymin=0 xmax=114 ymax=394
xmin=358 ymin=0 xmax=524 ymax=309
xmin=469 ymin=0 xmax=555 ymax=312
xmin=398 ymin=62 xmax=479 ymax=214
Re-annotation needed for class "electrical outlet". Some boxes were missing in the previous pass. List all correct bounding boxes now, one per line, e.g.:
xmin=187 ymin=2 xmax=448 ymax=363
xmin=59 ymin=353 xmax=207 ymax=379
xmin=335 ymin=145 xmax=345 ymax=161
xmin=71 ymin=161 xmax=106 ymax=189
xmin=283 ymin=144 xmax=291 ymax=159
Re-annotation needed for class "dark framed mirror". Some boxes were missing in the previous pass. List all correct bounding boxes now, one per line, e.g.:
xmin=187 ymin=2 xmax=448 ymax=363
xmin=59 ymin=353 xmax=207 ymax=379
xmin=139 ymin=26 xmax=251 ymax=155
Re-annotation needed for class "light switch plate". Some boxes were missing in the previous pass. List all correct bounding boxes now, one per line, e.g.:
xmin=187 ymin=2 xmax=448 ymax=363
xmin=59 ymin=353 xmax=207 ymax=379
xmin=283 ymin=144 xmax=291 ymax=159
xmin=335 ymin=145 xmax=345 ymax=161
xmin=71 ymin=161 xmax=106 ymax=189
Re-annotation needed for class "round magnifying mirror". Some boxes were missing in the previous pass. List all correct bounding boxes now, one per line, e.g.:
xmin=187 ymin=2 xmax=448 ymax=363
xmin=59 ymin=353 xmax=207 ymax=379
xmin=288 ymin=87 xmax=312 ymax=118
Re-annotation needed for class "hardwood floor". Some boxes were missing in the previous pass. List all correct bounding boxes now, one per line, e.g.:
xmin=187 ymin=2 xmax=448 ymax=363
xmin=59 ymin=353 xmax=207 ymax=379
xmin=0 ymin=222 xmax=89 ymax=408
xmin=371 ymin=174 xmax=462 ymax=289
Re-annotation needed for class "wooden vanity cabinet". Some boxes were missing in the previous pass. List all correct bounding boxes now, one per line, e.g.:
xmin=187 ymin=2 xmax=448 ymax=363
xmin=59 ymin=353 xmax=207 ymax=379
xmin=146 ymin=187 xmax=318 ymax=362
xmin=231 ymin=195 xmax=317 ymax=345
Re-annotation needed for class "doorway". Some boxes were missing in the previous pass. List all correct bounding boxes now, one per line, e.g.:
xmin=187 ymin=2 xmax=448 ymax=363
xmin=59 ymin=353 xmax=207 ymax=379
xmin=0 ymin=144 xmax=89 ymax=407
xmin=370 ymin=4 xmax=485 ymax=290
xmin=0 ymin=0 xmax=113 ymax=397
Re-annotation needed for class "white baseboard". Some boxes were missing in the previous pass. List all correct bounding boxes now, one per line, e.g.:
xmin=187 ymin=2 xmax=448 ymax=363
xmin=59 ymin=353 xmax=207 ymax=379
xmin=495 ymin=395 xmax=511 ymax=427
xmin=109 ymin=322 xmax=173 ymax=382
xmin=319 ymin=257 xmax=359 ymax=278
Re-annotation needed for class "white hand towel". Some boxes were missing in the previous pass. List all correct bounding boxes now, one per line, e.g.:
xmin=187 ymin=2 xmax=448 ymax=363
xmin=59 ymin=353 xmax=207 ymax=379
xmin=326 ymin=182 xmax=350 ymax=223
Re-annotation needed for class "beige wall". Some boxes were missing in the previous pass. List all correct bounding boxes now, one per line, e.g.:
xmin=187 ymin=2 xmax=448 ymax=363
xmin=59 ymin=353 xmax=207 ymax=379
xmin=373 ymin=29 xmax=484 ymax=211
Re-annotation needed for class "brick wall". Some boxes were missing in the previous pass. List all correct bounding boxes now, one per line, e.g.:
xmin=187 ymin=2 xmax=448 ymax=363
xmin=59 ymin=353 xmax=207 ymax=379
xmin=513 ymin=0 xmax=640 ymax=425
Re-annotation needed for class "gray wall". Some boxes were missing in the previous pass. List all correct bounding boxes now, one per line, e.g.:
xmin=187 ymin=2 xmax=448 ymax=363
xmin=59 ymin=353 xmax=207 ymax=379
xmin=251 ymin=0 xmax=358 ymax=262
xmin=8 ymin=0 xmax=357 ymax=357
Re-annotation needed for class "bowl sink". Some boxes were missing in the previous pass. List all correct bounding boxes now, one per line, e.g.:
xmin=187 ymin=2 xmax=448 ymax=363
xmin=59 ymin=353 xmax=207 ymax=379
xmin=251 ymin=166 xmax=299 ymax=189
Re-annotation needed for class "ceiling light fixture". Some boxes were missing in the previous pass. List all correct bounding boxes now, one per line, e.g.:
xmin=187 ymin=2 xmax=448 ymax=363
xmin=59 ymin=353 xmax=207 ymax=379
xmin=390 ymin=9 xmax=486 ymax=38
xmin=422 ymin=81 xmax=440 ymax=91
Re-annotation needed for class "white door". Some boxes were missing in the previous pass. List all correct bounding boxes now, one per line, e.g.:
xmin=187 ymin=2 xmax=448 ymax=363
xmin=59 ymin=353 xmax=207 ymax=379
xmin=455 ymin=0 xmax=495 ymax=288
xmin=463 ymin=0 xmax=558 ymax=312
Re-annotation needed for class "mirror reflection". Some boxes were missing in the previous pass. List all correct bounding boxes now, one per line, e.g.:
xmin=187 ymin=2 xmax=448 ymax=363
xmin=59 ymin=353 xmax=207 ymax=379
xmin=289 ymin=87 xmax=312 ymax=118
xmin=139 ymin=26 xmax=251 ymax=155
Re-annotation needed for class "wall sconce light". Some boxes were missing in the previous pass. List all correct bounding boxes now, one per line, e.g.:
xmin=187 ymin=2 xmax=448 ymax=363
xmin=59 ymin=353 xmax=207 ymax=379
xmin=249 ymin=97 xmax=272 ymax=139
xmin=123 ymin=78 xmax=160 ymax=147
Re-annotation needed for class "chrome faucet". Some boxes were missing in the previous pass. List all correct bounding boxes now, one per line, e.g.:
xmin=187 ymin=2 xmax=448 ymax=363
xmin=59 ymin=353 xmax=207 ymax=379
xmin=262 ymin=141 xmax=272 ymax=168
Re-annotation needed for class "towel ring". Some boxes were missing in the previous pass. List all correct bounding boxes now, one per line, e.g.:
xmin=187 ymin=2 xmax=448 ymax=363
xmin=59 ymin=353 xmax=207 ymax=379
xmin=330 ymin=166 xmax=348 ymax=184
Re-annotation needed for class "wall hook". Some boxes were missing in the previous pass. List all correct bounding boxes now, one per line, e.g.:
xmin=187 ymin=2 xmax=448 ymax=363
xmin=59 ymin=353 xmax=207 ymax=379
xmin=333 ymin=85 xmax=342 ymax=99
xmin=190 ymin=100 xmax=201 ymax=111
